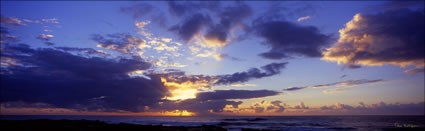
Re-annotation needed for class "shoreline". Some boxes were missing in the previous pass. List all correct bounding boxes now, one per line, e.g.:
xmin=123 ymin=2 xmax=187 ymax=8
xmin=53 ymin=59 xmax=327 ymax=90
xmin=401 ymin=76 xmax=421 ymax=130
xmin=1 ymin=119 xmax=229 ymax=131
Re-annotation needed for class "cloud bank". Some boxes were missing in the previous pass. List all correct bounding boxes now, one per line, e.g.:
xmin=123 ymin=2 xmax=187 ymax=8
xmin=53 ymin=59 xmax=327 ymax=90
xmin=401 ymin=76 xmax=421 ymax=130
xmin=322 ymin=9 xmax=424 ymax=73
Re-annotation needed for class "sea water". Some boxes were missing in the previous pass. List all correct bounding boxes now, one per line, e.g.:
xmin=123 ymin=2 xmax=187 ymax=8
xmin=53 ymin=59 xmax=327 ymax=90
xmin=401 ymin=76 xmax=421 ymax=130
xmin=1 ymin=115 xmax=424 ymax=130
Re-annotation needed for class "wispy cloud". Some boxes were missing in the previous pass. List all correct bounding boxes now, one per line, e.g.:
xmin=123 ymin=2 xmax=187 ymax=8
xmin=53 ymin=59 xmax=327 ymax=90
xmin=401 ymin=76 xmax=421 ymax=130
xmin=297 ymin=15 xmax=311 ymax=22
xmin=1 ymin=16 xmax=25 ymax=26
xmin=284 ymin=79 xmax=384 ymax=91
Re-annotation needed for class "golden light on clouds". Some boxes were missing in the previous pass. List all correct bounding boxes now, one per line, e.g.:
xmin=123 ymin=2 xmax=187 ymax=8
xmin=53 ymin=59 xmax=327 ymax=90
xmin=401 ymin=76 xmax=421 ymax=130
xmin=160 ymin=77 xmax=210 ymax=100
xmin=322 ymin=13 xmax=425 ymax=69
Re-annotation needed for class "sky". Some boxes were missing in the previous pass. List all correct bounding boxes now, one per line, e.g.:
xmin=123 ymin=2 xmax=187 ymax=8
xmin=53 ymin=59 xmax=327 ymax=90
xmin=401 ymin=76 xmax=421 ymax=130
xmin=0 ymin=0 xmax=424 ymax=116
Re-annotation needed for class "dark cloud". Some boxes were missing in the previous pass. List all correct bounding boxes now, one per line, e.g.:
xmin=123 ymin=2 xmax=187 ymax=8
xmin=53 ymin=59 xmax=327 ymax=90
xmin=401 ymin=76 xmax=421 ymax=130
xmin=284 ymin=79 xmax=384 ymax=91
xmin=167 ymin=1 xmax=220 ymax=17
xmin=152 ymin=71 xmax=217 ymax=88
xmin=204 ymin=3 xmax=252 ymax=44
xmin=169 ymin=14 xmax=212 ymax=42
xmin=196 ymin=90 xmax=280 ymax=101
xmin=90 ymin=33 xmax=146 ymax=53
xmin=167 ymin=1 xmax=192 ymax=17
xmin=0 ymin=26 xmax=17 ymax=42
xmin=258 ymin=52 xmax=289 ymax=60
xmin=0 ymin=44 xmax=170 ymax=112
xmin=155 ymin=62 xmax=288 ymax=92
xmin=157 ymin=89 xmax=279 ymax=115
xmin=0 ymin=44 xmax=283 ymax=114
xmin=253 ymin=20 xmax=333 ymax=59
xmin=215 ymin=62 xmax=287 ymax=85
xmin=283 ymin=87 xmax=307 ymax=91
xmin=323 ymin=9 xmax=424 ymax=71
xmin=1 ymin=15 xmax=25 ymax=26
xmin=43 ymin=42 xmax=54 ymax=46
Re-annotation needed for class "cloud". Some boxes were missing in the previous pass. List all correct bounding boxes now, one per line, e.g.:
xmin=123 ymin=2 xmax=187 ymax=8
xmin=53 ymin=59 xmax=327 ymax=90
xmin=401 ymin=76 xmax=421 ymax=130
xmin=322 ymin=88 xmax=351 ymax=94
xmin=167 ymin=1 xmax=220 ymax=17
xmin=214 ymin=54 xmax=243 ymax=61
xmin=215 ymin=62 xmax=288 ymax=85
xmin=1 ymin=15 xmax=25 ymax=26
xmin=169 ymin=14 xmax=212 ymax=42
xmin=293 ymin=102 xmax=309 ymax=109
xmin=158 ymin=99 xmax=242 ymax=115
xmin=404 ymin=68 xmax=425 ymax=75
xmin=0 ymin=44 xmax=170 ymax=112
xmin=36 ymin=34 xmax=54 ymax=45
xmin=157 ymin=89 xmax=279 ymax=115
xmin=167 ymin=1 xmax=197 ymax=17
xmin=322 ymin=9 xmax=424 ymax=72
xmin=241 ymin=100 xmax=285 ymax=113
xmin=297 ymin=15 xmax=311 ymax=22
xmin=168 ymin=3 xmax=252 ymax=48
xmin=153 ymin=62 xmax=287 ymax=102
xmin=91 ymin=33 xmax=147 ymax=53
xmin=283 ymin=86 xmax=306 ymax=91
xmin=253 ymin=20 xmax=333 ymax=59
xmin=316 ymin=101 xmax=425 ymax=115
xmin=0 ymin=41 xmax=285 ymax=115
xmin=157 ymin=62 xmax=287 ymax=87
xmin=22 ymin=18 xmax=59 ymax=24
xmin=1 ymin=44 xmax=281 ymax=115
xmin=258 ymin=52 xmax=289 ymax=60
xmin=284 ymin=79 xmax=384 ymax=91
xmin=120 ymin=3 xmax=167 ymax=28
xmin=203 ymin=3 xmax=252 ymax=46
xmin=223 ymin=100 xmax=423 ymax=115
xmin=0 ymin=26 xmax=17 ymax=43
xmin=196 ymin=90 xmax=280 ymax=101
xmin=55 ymin=47 xmax=109 ymax=56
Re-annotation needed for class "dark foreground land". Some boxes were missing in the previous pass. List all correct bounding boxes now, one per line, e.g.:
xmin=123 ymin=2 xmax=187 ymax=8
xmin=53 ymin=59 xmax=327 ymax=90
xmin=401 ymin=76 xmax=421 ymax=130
xmin=0 ymin=119 xmax=227 ymax=131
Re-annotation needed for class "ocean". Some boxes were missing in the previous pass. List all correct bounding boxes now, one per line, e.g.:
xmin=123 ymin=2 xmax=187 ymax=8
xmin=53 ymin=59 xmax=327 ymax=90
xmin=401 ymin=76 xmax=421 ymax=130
xmin=1 ymin=115 xmax=424 ymax=130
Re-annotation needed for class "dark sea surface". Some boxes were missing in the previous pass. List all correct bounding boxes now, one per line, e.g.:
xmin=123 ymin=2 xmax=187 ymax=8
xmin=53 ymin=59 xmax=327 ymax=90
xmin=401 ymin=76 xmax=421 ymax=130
xmin=1 ymin=115 xmax=424 ymax=130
